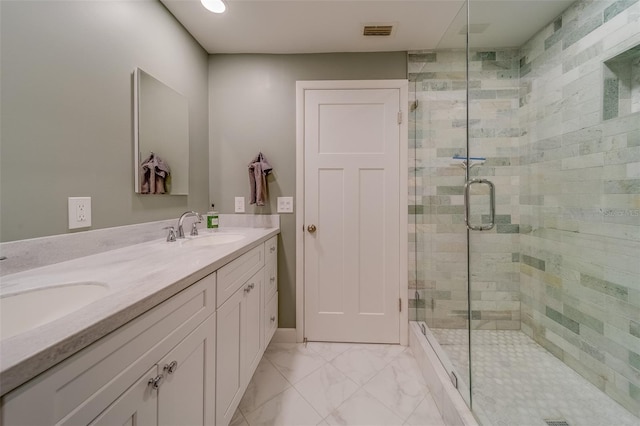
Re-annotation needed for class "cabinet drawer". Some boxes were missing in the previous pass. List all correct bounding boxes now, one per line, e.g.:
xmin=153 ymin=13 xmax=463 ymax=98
xmin=1 ymin=273 xmax=215 ymax=426
xmin=217 ymin=245 xmax=264 ymax=308
xmin=265 ymin=292 xmax=278 ymax=345
xmin=265 ymin=236 xmax=277 ymax=265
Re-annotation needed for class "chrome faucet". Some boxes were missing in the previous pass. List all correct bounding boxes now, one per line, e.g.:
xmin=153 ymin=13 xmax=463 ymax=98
xmin=177 ymin=211 xmax=202 ymax=239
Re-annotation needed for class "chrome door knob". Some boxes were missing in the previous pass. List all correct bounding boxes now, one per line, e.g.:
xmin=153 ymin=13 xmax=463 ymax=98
xmin=307 ymin=224 xmax=317 ymax=233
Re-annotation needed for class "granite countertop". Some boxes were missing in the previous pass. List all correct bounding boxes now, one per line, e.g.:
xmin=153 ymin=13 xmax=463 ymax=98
xmin=0 ymin=226 xmax=279 ymax=396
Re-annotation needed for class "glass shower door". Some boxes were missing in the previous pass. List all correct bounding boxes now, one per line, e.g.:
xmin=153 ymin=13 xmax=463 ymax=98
xmin=409 ymin=0 xmax=472 ymax=408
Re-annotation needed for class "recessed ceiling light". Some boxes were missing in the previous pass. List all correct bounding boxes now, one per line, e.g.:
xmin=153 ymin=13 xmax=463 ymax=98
xmin=201 ymin=0 xmax=226 ymax=14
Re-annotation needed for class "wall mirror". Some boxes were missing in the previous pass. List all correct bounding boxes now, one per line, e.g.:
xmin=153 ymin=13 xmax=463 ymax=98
xmin=134 ymin=68 xmax=189 ymax=195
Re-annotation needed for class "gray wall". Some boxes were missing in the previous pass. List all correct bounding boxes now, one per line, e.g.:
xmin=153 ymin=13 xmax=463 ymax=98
xmin=208 ymin=53 xmax=408 ymax=328
xmin=0 ymin=0 xmax=209 ymax=242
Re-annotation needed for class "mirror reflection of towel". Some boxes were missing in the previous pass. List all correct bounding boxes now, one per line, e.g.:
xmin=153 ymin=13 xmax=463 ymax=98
xmin=141 ymin=152 xmax=171 ymax=194
xmin=248 ymin=152 xmax=273 ymax=206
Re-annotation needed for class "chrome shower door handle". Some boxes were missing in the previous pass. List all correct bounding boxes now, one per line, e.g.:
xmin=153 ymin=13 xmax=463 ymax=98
xmin=464 ymin=178 xmax=496 ymax=231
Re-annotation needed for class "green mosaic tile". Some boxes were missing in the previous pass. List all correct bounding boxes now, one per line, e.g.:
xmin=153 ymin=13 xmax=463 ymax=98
xmin=410 ymin=53 xmax=437 ymax=62
xmin=522 ymin=254 xmax=546 ymax=271
xmin=473 ymin=51 xmax=496 ymax=61
xmin=631 ymin=320 xmax=640 ymax=339
xmin=408 ymin=205 xmax=424 ymax=214
xmin=604 ymin=0 xmax=639 ymax=23
xmin=546 ymin=306 xmax=580 ymax=334
xmin=554 ymin=16 xmax=563 ymax=31
xmin=630 ymin=382 xmax=640 ymax=402
xmin=581 ymin=273 xmax=629 ymax=301
xmin=604 ymin=77 xmax=620 ymax=120
xmin=630 ymin=350 xmax=640 ymax=371
xmin=437 ymin=186 xmax=464 ymax=195
xmin=563 ymin=304 xmax=604 ymax=334
xmin=497 ymin=224 xmax=520 ymax=234
xmin=628 ymin=129 xmax=640 ymax=147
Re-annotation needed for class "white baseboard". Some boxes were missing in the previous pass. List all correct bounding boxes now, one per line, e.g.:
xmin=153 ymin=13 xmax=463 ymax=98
xmin=272 ymin=328 xmax=297 ymax=343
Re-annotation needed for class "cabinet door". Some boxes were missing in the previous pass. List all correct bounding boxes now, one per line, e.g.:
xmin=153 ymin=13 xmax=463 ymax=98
xmin=265 ymin=292 xmax=278 ymax=345
xmin=89 ymin=366 xmax=158 ymax=426
xmin=216 ymin=288 xmax=244 ymax=426
xmin=264 ymin=256 xmax=277 ymax=302
xmin=242 ymin=269 xmax=264 ymax=382
xmin=158 ymin=314 xmax=216 ymax=426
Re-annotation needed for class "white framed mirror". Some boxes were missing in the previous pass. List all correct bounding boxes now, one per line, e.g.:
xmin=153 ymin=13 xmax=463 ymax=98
xmin=134 ymin=68 xmax=189 ymax=195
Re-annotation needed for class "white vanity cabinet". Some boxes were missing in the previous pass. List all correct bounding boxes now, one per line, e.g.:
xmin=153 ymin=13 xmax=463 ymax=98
xmin=1 ymin=233 xmax=280 ymax=426
xmin=1 ymin=273 xmax=216 ymax=426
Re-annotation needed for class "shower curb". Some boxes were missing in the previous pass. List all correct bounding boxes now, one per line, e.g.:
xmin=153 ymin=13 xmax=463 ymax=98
xmin=409 ymin=322 xmax=478 ymax=426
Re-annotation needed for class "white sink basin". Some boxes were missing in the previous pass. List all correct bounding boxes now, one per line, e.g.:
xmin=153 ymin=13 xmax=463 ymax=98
xmin=181 ymin=233 xmax=245 ymax=247
xmin=1 ymin=282 xmax=110 ymax=339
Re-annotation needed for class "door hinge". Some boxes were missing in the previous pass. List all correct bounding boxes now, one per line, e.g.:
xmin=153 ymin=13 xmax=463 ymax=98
xmin=399 ymin=298 xmax=402 ymax=312
xmin=397 ymin=111 xmax=402 ymax=124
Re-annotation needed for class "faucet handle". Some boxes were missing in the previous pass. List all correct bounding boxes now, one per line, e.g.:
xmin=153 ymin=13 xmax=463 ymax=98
xmin=190 ymin=222 xmax=199 ymax=237
xmin=164 ymin=226 xmax=176 ymax=242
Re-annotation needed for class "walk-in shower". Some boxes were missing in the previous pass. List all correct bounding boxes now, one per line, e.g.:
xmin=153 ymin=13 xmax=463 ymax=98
xmin=409 ymin=1 xmax=640 ymax=424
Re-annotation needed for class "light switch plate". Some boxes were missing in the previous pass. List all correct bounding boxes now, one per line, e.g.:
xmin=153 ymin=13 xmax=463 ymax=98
xmin=277 ymin=196 xmax=294 ymax=213
xmin=235 ymin=196 xmax=245 ymax=213
xmin=68 ymin=197 xmax=92 ymax=229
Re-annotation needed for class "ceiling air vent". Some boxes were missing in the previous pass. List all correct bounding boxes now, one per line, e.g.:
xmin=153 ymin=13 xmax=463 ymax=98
xmin=363 ymin=25 xmax=394 ymax=36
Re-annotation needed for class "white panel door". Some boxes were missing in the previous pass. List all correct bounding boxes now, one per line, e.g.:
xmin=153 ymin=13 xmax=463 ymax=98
xmin=304 ymin=88 xmax=401 ymax=343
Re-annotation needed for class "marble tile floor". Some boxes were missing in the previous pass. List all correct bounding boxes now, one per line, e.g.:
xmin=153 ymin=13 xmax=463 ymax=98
xmin=430 ymin=329 xmax=640 ymax=426
xmin=231 ymin=342 xmax=446 ymax=426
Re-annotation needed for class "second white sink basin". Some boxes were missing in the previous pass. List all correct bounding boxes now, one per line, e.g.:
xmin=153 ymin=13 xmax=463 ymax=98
xmin=181 ymin=233 xmax=245 ymax=247
xmin=1 ymin=282 xmax=110 ymax=340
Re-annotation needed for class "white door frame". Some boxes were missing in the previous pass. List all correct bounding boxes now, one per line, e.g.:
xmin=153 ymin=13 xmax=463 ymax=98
xmin=295 ymin=80 xmax=409 ymax=345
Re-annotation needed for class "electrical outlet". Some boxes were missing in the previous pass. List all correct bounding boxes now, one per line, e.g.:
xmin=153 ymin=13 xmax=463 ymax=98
xmin=68 ymin=197 xmax=92 ymax=229
xmin=277 ymin=196 xmax=294 ymax=213
xmin=235 ymin=196 xmax=245 ymax=213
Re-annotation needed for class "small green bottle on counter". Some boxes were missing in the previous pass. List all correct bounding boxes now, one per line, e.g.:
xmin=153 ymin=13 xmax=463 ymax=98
xmin=207 ymin=204 xmax=219 ymax=229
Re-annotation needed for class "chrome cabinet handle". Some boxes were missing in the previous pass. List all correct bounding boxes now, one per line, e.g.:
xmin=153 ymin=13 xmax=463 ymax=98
xmin=270 ymin=316 xmax=276 ymax=322
xmin=148 ymin=374 xmax=164 ymax=390
xmin=307 ymin=224 xmax=316 ymax=233
xmin=270 ymin=276 xmax=276 ymax=282
xmin=270 ymin=246 xmax=276 ymax=253
xmin=464 ymin=178 xmax=496 ymax=231
xmin=163 ymin=360 xmax=178 ymax=374
xmin=244 ymin=283 xmax=255 ymax=293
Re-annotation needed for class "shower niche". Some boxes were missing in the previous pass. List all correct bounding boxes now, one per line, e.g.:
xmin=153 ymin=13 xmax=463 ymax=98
xmin=603 ymin=44 xmax=640 ymax=120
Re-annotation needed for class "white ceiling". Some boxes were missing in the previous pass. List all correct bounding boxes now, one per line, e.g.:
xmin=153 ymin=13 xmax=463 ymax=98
xmin=161 ymin=0 xmax=575 ymax=54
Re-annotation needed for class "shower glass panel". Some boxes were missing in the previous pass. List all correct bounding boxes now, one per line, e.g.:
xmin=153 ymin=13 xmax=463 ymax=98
xmin=409 ymin=0 xmax=471 ymax=407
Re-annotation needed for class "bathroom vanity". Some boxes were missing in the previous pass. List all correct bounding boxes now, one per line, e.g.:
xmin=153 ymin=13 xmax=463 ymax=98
xmin=0 ymin=224 xmax=279 ymax=426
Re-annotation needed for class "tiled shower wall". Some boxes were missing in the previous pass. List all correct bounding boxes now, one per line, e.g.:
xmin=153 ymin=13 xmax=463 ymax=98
xmin=408 ymin=49 xmax=521 ymax=330
xmin=518 ymin=0 xmax=640 ymax=416
xmin=409 ymin=0 xmax=640 ymax=415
